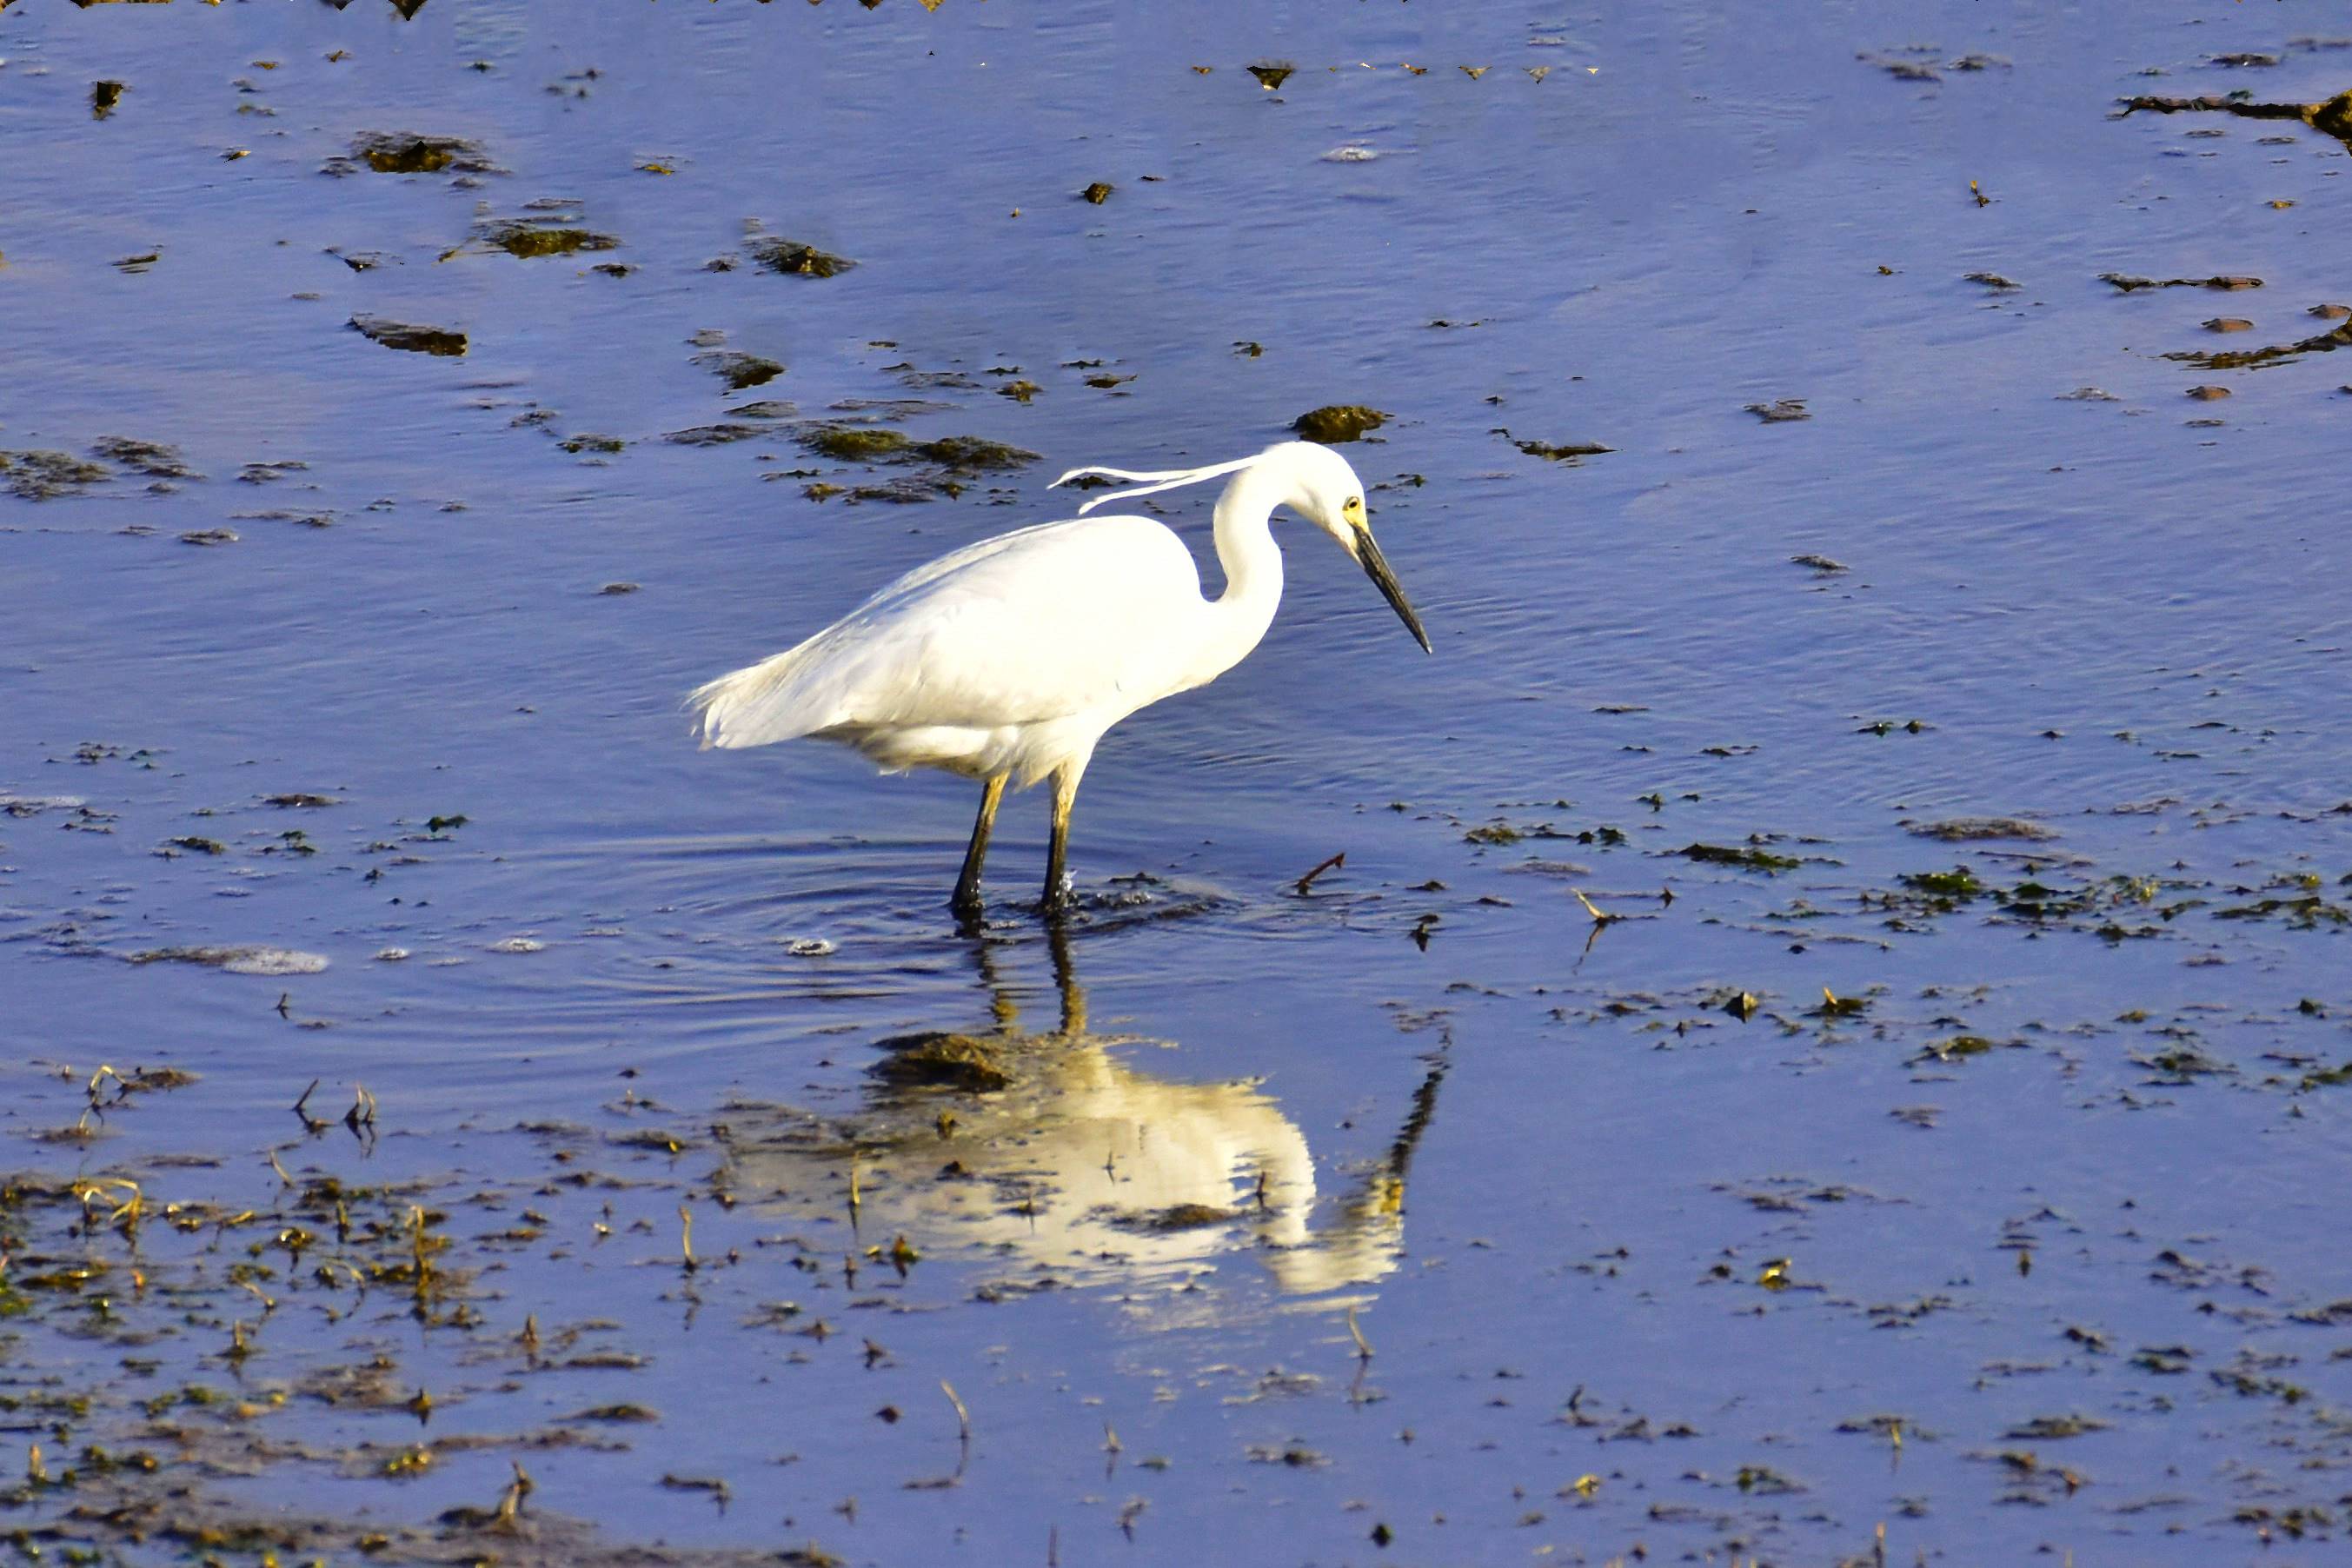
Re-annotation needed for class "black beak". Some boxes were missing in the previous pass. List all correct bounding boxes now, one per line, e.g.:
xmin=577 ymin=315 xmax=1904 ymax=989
xmin=1358 ymin=530 xmax=1432 ymax=654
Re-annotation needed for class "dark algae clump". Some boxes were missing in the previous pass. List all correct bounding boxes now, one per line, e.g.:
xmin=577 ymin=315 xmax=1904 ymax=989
xmin=349 ymin=316 xmax=467 ymax=355
xmin=477 ymin=220 xmax=620 ymax=260
xmin=1291 ymin=405 xmax=1387 ymax=442
xmin=696 ymin=350 xmax=786 ymax=390
xmin=0 ymin=449 xmax=110 ymax=500
xmin=869 ymin=1032 xmax=1013 ymax=1093
xmin=1678 ymin=841 xmax=1802 ymax=871
xmin=90 ymin=435 xmax=198 ymax=479
xmin=333 ymin=131 xmax=498 ymax=176
xmin=750 ymin=237 xmax=856 ymax=277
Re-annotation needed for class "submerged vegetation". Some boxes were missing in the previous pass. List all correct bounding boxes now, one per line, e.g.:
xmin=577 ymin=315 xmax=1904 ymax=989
xmin=8 ymin=10 xmax=2352 ymax=1568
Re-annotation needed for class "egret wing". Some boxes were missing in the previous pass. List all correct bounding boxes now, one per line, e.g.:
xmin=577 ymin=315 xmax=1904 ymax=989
xmin=691 ymin=516 xmax=1203 ymax=747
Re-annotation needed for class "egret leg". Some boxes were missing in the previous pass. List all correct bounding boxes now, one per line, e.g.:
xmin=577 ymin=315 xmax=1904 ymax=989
xmin=1040 ymin=756 xmax=1088 ymax=917
xmin=952 ymin=774 xmax=1007 ymax=919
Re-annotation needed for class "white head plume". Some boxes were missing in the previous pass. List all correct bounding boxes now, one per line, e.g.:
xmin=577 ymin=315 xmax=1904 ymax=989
xmin=1050 ymin=455 xmax=1261 ymax=516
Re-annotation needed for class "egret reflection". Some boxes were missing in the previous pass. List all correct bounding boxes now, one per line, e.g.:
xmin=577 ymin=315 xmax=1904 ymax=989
xmin=729 ymin=930 xmax=1445 ymax=1306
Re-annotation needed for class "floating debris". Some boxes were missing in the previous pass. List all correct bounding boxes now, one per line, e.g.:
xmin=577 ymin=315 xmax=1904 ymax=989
xmin=127 ymin=946 xmax=330 ymax=976
xmin=2099 ymin=272 xmax=2262 ymax=291
xmin=2115 ymin=88 xmax=2352 ymax=151
xmin=91 ymin=79 xmax=125 ymax=118
xmin=1744 ymin=399 xmax=1811 ymax=422
xmin=2167 ymin=316 xmax=2352 ymax=371
xmin=663 ymin=423 xmax=766 ymax=446
xmin=238 ymin=460 xmax=309 ymax=483
xmin=1859 ymin=52 xmax=1940 ymax=83
xmin=1081 ymin=181 xmax=1114 ymax=203
xmin=1905 ymin=817 xmax=2056 ymax=841
xmin=1790 ymin=554 xmax=1848 ymax=572
xmin=349 ymin=315 xmax=467 ymax=355
xmin=1505 ymin=433 xmax=1615 ymax=460
xmin=1246 ymin=61 xmax=1296 ymax=90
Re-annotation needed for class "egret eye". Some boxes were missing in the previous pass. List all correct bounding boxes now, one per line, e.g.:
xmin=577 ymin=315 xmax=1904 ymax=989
xmin=1344 ymin=495 xmax=1364 ymax=521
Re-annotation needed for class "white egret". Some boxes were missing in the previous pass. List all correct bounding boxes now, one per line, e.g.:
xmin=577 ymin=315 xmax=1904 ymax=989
xmin=688 ymin=439 xmax=1429 ymax=917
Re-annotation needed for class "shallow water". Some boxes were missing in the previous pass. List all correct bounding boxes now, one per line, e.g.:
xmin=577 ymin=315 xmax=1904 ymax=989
xmin=5 ymin=2 xmax=2352 ymax=1563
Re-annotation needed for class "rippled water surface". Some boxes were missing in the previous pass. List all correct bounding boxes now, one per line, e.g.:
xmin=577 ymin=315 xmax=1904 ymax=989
xmin=6 ymin=3 xmax=2352 ymax=1564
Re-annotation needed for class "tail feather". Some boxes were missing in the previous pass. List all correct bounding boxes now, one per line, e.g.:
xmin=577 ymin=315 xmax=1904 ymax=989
xmin=685 ymin=641 xmax=832 ymax=750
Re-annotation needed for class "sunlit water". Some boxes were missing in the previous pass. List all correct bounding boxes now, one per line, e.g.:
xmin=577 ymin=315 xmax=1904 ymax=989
xmin=5 ymin=3 xmax=2352 ymax=1563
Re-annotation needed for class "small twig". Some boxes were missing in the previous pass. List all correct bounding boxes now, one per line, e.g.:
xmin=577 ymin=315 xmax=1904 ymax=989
xmin=292 ymin=1079 xmax=328 ymax=1133
xmin=679 ymin=1205 xmax=697 ymax=1272
xmin=940 ymin=1379 xmax=972 ymax=1442
xmin=1346 ymin=1303 xmax=1373 ymax=1361
xmin=1293 ymin=852 xmax=1346 ymax=895
xmin=1571 ymin=887 xmax=1618 ymax=925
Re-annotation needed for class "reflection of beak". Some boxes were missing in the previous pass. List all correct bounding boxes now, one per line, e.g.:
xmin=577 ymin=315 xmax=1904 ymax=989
xmin=1357 ymin=530 xmax=1432 ymax=653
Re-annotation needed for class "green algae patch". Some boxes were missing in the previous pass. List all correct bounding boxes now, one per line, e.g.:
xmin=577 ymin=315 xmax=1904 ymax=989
xmin=801 ymin=426 xmax=913 ymax=462
xmin=1292 ymin=405 xmax=1387 ymax=442
xmin=1900 ymin=867 xmax=1986 ymax=899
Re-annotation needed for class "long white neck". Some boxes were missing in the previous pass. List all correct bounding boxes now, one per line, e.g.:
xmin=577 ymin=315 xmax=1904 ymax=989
xmin=1190 ymin=462 xmax=1292 ymax=684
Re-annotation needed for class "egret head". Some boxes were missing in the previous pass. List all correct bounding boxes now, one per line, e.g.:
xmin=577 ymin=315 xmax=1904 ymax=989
xmin=1269 ymin=442 xmax=1432 ymax=654
xmin=1051 ymin=441 xmax=1432 ymax=654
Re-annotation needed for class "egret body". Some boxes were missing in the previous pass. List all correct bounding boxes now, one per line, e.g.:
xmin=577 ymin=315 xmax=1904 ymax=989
xmin=688 ymin=440 xmax=1428 ymax=917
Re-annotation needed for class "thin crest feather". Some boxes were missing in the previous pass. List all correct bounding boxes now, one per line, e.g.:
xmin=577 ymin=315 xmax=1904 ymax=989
xmin=1050 ymin=454 xmax=1260 ymax=515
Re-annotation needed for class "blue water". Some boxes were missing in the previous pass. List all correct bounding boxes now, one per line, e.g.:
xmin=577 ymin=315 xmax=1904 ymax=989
xmin=5 ymin=3 xmax=2352 ymax=1563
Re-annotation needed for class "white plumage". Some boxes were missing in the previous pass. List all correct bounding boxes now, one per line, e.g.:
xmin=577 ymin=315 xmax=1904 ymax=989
xmin=688 ymin=439 xmax=1428 ymax=917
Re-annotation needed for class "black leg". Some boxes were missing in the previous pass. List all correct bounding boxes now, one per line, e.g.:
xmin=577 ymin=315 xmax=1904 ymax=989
xmin=1040 ymin=760 xmax=1080 ymax=917
xmin=953 ymin=774 xmax=1007 ymax=918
